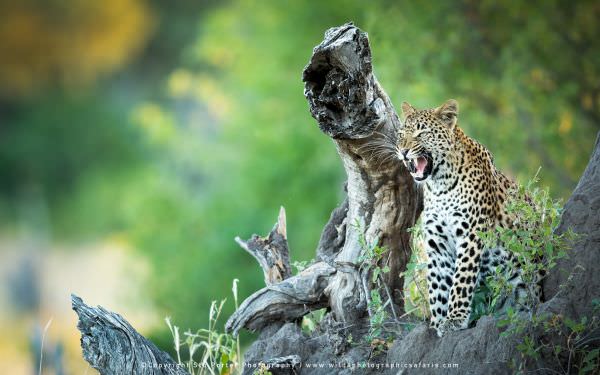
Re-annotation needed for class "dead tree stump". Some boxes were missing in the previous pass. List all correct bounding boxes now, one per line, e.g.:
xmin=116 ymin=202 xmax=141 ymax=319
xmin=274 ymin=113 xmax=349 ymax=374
xmin=227 ymin=22 xmax=422 ymax=334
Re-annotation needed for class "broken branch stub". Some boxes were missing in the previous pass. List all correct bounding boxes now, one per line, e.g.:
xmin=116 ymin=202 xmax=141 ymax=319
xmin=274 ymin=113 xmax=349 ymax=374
xmin=235 ymin=206 xmax=292 ymax=285
xmin=303 ymin=23 xmax=382 ymax=139
xmin=226 ymin=208 xmax=336 ymax=336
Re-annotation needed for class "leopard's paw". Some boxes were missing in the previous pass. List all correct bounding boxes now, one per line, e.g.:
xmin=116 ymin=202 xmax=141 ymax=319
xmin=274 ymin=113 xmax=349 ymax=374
xmin=436 ymin=317 xmax=467 ymax=337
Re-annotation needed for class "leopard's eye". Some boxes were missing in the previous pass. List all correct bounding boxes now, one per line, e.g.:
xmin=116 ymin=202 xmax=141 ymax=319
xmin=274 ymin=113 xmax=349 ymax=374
xmin=414 ymin=130 xmax=431 ymax=139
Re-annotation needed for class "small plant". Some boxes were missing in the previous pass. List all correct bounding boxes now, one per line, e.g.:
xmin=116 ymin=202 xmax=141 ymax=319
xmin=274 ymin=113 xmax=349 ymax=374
xmin=473 ymin=171 xmax=577 ymax=320
xmin=346 ymin=333 xmax=354 ymax=345
xmin=404 ymin=221 xmax=430 ymax=320
xmin=366 ymin=289 xmax=387 ymax=339
xmin=369 ymin=337 xmax=392 ymax=357
xmin=294 ymin=259 xmax=326 ymax=335
xmin=354 ymin=220 xmax=392 ymax=341
xmin=252 ymin=363 xmax=273 ymax=375
xmin=301 ymin=308 xmax=326 ymax=334
xmin=291 ymin=259 xmax=311 ymax=274
xmin=498 ymin=301 xmax=600 ymax=374
xmin=549 ymin=312 xmax=600 ymax=373
xmin=166 ymin=279 xmax=242 ymax=375
xmin=470 ymin=172 xmax=596 ymax=374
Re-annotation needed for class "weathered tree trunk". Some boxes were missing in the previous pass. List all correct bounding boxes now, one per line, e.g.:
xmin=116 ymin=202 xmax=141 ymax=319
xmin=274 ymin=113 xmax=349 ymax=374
xmin=303 ymin=23 xmax=422 ymax=321
xmin=227 ymin=22 xmax=422 ymax=334
xmin=71 ymin=295 xmax=189 ymax=375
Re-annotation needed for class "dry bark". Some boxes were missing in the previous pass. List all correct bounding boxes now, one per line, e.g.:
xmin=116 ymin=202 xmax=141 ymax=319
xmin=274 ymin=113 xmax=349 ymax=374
xmin=72 ymin=295 xmax=189 ymax=375
xmin=234 ymin=206 xmax=292 ymax=286
xmin=225 ymin=261 xmax=335 ymax=336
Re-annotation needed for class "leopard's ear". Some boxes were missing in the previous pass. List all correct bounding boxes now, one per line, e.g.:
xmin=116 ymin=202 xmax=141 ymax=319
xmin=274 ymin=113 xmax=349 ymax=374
xmin=401 ymin=101 xmax=416 ymax=118
xmin=435 ymin=99 xmax=459 ymax=129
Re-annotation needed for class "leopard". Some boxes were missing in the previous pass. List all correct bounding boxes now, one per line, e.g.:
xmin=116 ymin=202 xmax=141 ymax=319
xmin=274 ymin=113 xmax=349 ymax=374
xmin=396 ymin=99 xmax=536 ymax=337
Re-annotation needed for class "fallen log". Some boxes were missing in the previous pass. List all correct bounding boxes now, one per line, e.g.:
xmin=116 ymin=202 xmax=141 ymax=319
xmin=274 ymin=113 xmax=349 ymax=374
xmin=71 ymin=295 xmax=189 ymax=375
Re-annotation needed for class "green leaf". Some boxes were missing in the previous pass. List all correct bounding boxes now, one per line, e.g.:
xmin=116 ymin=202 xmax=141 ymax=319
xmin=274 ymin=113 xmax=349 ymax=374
xmin=582 ymin=348 xmax=599 ymax=364
xmin=372 ymin=268 xmax=381 ymax=283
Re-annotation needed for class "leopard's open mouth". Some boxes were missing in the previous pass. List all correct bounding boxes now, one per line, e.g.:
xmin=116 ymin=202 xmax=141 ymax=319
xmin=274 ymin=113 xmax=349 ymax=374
xmin=403 ymin=152 xmax=433 ymax=181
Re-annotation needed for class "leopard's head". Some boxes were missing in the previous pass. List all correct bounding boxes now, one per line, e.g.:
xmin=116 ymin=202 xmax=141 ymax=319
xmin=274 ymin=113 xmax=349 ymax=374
xmin=396 ymin=99 xmax=459 ymax=182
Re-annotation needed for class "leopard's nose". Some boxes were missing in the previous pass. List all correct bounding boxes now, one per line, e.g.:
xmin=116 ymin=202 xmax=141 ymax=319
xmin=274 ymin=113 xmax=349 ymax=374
xmin=399 ymin=149 xmax=409 ymax=160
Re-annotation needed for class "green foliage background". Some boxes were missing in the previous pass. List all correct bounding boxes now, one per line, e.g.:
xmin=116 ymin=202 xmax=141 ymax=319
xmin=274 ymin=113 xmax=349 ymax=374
xmin=1 ymin=0 xmax=598 ymax=349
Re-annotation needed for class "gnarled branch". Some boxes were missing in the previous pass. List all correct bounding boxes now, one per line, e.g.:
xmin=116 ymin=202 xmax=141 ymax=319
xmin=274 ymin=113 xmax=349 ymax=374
xmin=225 ymin=261 xmax=335 ymax=336
xmin=72 ymin=294 xmax=188 ymax=375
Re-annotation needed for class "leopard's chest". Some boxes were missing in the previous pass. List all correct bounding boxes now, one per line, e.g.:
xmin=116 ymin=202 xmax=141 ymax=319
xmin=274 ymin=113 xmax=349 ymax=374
xmin=421 ymin=182 xmax=481 ymax=255
xmin=423 ymin=185 xmax=473 ymax=225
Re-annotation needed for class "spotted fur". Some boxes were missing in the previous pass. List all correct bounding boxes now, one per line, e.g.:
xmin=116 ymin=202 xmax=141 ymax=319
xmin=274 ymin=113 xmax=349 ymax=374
xmin=397 ymin=99 xmax=533 ymax=337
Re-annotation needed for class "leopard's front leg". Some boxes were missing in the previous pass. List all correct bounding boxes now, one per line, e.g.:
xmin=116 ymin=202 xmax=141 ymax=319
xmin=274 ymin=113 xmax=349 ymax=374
xmin=424 ymin=232 xmax=455 ymax=333
xmin=437 ymin=229 xmax=482 ymax=337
